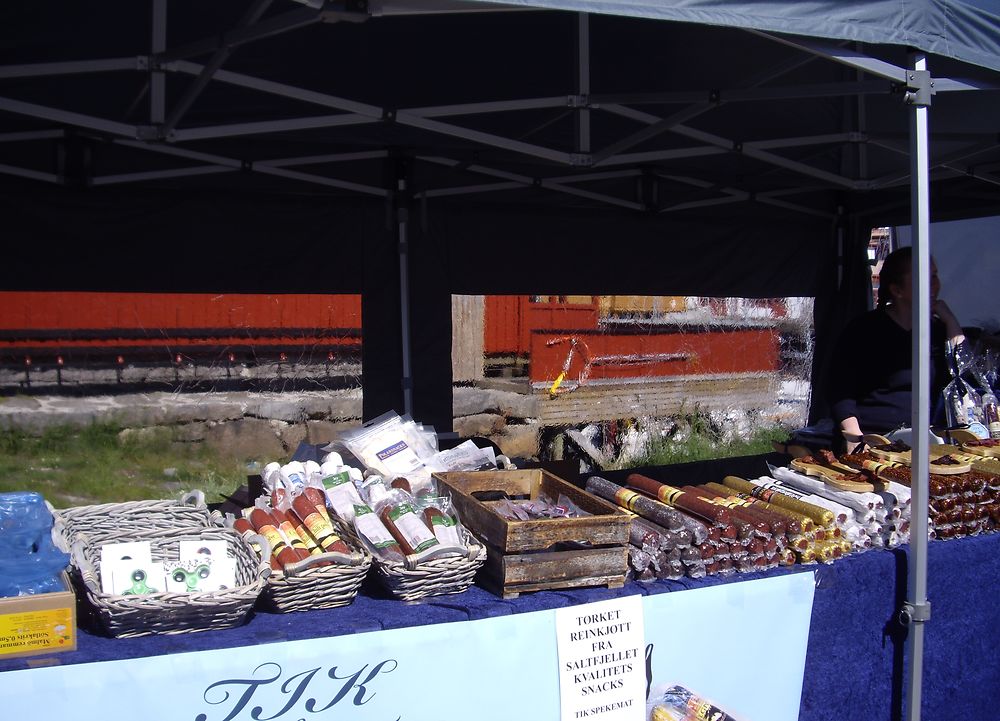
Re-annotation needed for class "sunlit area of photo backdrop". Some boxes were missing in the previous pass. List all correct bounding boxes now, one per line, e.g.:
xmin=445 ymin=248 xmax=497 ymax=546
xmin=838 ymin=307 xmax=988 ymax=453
xmin=0 ymin=292 xmax=363 ymax=396
xmin=452 ymin=294 xmax=815 ymax=470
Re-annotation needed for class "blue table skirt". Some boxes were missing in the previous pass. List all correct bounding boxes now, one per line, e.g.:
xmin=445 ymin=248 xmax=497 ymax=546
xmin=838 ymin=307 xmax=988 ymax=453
xmin=3 ymin=534 xmax=997 ymax=721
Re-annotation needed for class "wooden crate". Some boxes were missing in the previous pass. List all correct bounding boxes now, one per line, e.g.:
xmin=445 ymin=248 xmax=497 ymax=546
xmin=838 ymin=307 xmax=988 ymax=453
xmin=433 ymin=469 xmax=630 ymax=598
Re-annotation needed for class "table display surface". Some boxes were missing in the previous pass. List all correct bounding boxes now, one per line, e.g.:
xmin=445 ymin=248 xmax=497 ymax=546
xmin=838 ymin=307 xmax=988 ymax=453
xmin=1 ymin=531 xmax=997 ymax=721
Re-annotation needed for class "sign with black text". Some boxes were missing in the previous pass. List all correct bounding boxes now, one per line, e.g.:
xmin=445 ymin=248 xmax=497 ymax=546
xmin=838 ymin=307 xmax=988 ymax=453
xmin=555 ymin=595 xmax=646 ymax=721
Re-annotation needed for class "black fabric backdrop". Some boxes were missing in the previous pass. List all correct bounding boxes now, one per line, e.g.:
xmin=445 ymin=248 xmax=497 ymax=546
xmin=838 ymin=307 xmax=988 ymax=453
xmin=0 ymin=187 xmax=376 ymax=293
xmin=0 ymin=185 xmax=849 ymax=431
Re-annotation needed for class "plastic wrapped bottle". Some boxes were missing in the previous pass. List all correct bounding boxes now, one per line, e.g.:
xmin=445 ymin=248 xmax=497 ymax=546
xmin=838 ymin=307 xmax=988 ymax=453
xmin=981 ymin=390 xmax=1000 ymax=439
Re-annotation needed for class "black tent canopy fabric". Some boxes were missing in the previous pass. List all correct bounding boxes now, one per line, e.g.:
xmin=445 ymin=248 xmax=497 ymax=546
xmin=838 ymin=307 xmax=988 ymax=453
xmin=470 ymin=0 xmax=1000 ymax=73
xmin=1 ymin=1 xmax=999 ymax=426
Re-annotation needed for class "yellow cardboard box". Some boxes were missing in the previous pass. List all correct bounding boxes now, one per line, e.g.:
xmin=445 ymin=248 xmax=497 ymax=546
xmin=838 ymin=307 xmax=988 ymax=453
xmin=0 ymin=572 xmax=76 ymax=659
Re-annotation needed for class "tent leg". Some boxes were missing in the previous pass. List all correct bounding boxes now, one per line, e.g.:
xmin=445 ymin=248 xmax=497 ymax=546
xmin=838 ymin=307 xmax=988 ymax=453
xmin=904 ymin=52 xmax=932 ymax=721
xmin=396 ymin=173 xmax=414 ymax=417
xmin=576 ymin=13 xmax=590 ymax=154
xmin=151 ymin=0 xmax=166 ymax=124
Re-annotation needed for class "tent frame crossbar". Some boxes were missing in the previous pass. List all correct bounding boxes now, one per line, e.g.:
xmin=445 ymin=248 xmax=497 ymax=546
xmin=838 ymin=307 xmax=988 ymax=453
xmin=0 ymin=7 xmax=991 ymax=220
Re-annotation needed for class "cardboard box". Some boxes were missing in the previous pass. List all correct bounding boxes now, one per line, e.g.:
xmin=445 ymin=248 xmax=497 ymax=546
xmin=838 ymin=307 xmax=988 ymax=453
xmin=0 ymin=572 xmax=76 ymax=659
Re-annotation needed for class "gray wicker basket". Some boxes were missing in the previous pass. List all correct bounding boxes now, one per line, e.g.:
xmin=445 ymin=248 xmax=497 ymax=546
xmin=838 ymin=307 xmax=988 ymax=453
xmin=214 ymin=510 xmax=373 ymax=613
xmin=73 ymin=526 xmax=271 ymax=637
xmin=51 ymin=491 xmax=213 ymax=552
xmin=370 ymin=539 xmax=486 ymax=602
xmin=261 ymin=549 xmax=374 ymax=612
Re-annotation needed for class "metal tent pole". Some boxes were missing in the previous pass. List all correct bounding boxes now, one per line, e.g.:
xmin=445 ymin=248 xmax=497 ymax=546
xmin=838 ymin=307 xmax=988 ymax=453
xmin=151 ymin=0 xmax=166 ymax=125
xmin=903 ymin=52 xmax=933 ymax=721
xmin=396 ymin=173 xmax=414 ymax=417
xmin=576 ymin=13 xmax=590 ymax=154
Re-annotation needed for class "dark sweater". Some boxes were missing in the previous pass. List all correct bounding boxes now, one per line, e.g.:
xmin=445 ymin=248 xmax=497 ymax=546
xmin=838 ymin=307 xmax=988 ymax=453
xmin=828 ymin=309 xmax=948 ymax=435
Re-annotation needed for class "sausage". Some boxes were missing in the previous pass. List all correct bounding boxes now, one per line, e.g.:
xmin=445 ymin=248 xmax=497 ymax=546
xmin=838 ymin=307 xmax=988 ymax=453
xmin=352 ymin=504 xmax=406 ymax=562
xmin=722 ymin=476 xmax=834 ymax=527
xmin=703 ymin=482 xmax=801 ymax=535
xmin=640 ymin=515 xmax=693 ymax=549
xmin=291 ymin=495 xmax=351 ymax=555
xmin=682 ymin=485 xmax=776 ymax=539
xmin=423 ymin=506 xmax=464 ymax=547
xmin=271 ymin=508 xmax=313 ymax=561
xmin=377 ymin=501 xmax=440 ymax=556
xmin=247 ymin=507 xmax=304 ymax=569
xmin=233 ymin=515 xmax=279 ymax=571
xmin=302 ymin=487 xmax=332 ymax=522
xmin=626 ymin=474 xmax=732 ymax=528
xmin=585 ymin=476 xmax=692 ymax=533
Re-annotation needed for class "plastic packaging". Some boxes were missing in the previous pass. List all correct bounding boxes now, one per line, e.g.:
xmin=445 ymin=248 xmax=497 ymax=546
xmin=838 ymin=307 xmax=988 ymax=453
xmin=290 ymin=493 xmax=351 ymax=555
xmin=270 ymin=508 xmax=312 ymax=560
xmin=317 ymin=461 xmax=366 ymax=522
xmin=771 ymin=464 xmax=884 ymax=514
xmin=704 ymin=481 xmax=800 ymax=535
xmin=366 ymin=480 xmax=441 ymax=555
xmin=280 ymin=462 xmax=309 ymax=496
xmin=981 ymin=390 xmax=1000 ymax=439
xmin=422 ymin=439 xmax=499 ymax=474
xmin=626 ymin=474 xmax=732 ymax=529
xmin=657 ymin=556 xmax=686 ymax=580
xmin=246 ymin=505 xmax=302 ymax=569
xmin=422 ymin=505 xmax=463 ymax=546
xmin=231 ymin=514 xmax=276 ymax=570
xmin=724 ymin=475 xmax=834 ymax=527
xmin=672 ymin=511 xmax=709 ymax=546
xmin=683 ymin=485 xmax=777 ymax=539
xmin=261 ymin=462 xmax=282 ymax=493
xmin=351 ymin=502 xmax=406 ymax=562
xmin=585 ymin=476 xmax=689 ymax=533
xmin=648 ymin=684 xmax=740 ymax=721
xmin=944 ymin=338 xmax=992 ymax=436
xmin=334 ymin=412 xmax=438 ymax=494
xmin=0 ymin=492 xmax=70 ymax=597
xmin=629 ymin=515 xmax=687 ymax=552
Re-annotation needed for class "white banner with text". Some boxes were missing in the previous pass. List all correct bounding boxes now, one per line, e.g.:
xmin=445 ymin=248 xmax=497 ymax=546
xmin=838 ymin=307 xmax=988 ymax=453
xmin=0 ymin=573 xmax=814 ymax=721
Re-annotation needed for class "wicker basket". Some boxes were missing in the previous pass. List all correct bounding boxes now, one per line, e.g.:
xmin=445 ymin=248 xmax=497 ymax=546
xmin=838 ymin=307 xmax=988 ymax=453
xmin=260 ymin=548 xmax=374 ymax=612
xmin=73 ymin=526 xmax=271 ymax=637
xmin=233 ymin=513 xmax=375 ymax=613
xmin=370 ymin=537 xmax=486 ymax=602
xmin=51 ymin=491 xmax=213 ymax=552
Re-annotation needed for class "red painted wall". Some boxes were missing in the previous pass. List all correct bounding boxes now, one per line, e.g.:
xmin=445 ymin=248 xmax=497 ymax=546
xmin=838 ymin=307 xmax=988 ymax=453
xmin=528 ymin=328 xmax=780 ymax=383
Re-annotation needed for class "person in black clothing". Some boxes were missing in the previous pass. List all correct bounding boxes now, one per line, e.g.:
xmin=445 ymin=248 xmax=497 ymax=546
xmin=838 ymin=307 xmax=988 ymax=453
xmin=828 ymin=247 xmax=965 ymax=453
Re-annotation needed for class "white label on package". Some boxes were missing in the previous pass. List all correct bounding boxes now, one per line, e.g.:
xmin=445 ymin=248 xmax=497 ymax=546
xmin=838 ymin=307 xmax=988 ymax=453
xmin=389 ymin=506 xmax=439 ymax=553
xmin=324 ymin=472 xmax=363 ymax=522
xmin=371 ymin=440 xmax=425 ymax=477
xmin=353 ymin=505 xmax=398 ymax=549
xmin=554 ymin=595 xmax=646 ymax=721
xmin=427 ymin=513 xmax=462 ymax=546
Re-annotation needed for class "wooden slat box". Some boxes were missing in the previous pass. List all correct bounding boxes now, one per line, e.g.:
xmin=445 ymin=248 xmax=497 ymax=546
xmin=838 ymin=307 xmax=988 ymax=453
xmin=433 ymin=469 xmax=630 ymax=598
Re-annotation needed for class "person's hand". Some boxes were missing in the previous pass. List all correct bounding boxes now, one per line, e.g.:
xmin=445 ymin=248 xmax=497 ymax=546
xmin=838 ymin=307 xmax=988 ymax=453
xmin=840 ymin=417 xmax=863 ymax=455
xmin=932 ymin=298 xmax=958 ymax=325
xmin=932 ymin=298 xmax=964 ymax=342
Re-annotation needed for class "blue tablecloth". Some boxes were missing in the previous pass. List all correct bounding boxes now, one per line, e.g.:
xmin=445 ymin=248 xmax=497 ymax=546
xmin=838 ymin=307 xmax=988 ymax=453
xmin=3 ymin=534 xmax=997 ymax=721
